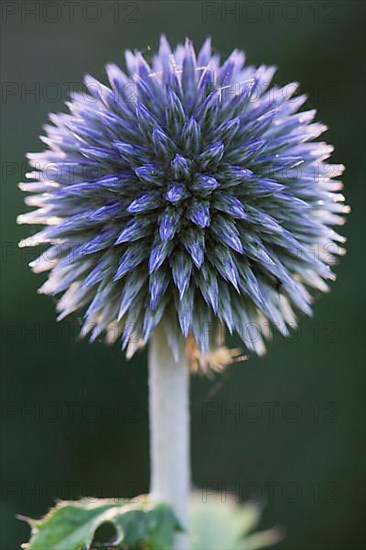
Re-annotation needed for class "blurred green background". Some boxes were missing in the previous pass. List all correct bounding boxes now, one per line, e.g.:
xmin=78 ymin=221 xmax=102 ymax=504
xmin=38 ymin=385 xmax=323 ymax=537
xmin=1 ymin=1 xmax=365 ymax=549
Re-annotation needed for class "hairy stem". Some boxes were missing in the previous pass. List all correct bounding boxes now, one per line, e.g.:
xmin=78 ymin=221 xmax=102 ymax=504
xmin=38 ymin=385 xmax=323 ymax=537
xmin=149 ymin=326 xmax=190 ymax=549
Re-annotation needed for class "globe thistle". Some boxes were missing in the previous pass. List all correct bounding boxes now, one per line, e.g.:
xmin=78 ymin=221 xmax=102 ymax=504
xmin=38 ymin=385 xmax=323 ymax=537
xmin=18 ymin=36 xmax=349 ymax=368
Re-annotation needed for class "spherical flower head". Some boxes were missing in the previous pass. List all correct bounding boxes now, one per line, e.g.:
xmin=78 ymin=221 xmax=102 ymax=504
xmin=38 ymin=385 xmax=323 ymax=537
xmin=18 ymin=36 xmax=349 ymax=368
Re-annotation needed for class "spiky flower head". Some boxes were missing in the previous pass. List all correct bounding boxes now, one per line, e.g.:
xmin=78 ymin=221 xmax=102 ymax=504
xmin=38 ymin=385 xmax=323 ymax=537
xmin=18 ymin=36 xmax=349 ymax=367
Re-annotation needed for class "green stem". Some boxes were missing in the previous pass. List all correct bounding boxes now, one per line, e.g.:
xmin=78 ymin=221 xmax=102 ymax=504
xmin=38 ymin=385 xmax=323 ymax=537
xmin=149 ymin=326 xmax=191 ymax=549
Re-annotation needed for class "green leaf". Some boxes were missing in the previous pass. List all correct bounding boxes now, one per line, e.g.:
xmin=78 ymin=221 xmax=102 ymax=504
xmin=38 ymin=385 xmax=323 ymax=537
xmin=188 ymin=493 xmax=284 ymax=550
xmin=20 ymin=493 xmax=283 ymax=550
xmin=20 ymin=497 xmax=180 ymax=550
xmin=113 ymin=502 xmax=181 ymax=549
